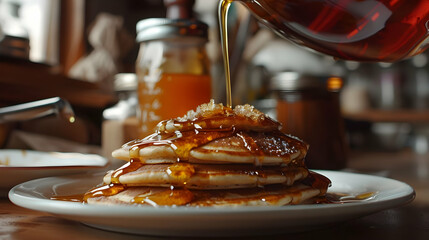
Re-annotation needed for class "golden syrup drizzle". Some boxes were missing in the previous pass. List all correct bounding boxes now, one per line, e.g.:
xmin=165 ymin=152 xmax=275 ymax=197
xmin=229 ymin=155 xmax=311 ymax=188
xmin=236 ymin=131 xmax=265 ymax=165
xmin=53 ymin=162 xmax=145 ymax=203
xmin=219 ymin=0 xmax=233 ymax=107
xmin=234 ymin=130 xmax=309 ymax=165
xmin=129 ymin=146 xmax=141 ymax=159
xmin=269 ymin=130 xmax=309 ymax=160
xmin=132 ymin=188 xmax=194 ymax=206
xmin=110 ymin=158 xmax=144 ymax=184
xmin=167 ymin=163 xmax=196 ymax=185
xmin=301 ymin=171 xmax=332 ymax=195
xmin=124 ymin=129 xmax=234 ymax=162
xmin=77 ymin=158 xmax=145 ymax=202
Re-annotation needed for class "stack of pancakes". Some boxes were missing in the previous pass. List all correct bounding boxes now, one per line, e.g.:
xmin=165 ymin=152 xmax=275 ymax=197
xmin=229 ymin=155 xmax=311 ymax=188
xmin=85 ymin=100 xmax=330 ymax=207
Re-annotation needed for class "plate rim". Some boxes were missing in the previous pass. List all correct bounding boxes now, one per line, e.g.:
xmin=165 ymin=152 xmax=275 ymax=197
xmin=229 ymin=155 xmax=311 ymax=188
xmin=0 ymin=149 xmax=108 ymax=169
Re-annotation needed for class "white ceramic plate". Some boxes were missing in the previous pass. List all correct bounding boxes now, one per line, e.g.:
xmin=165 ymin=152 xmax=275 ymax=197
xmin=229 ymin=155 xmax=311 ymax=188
xmin=8 ymin=170 xmax=414 ymax=237
xmin=0 ymin=149 xmax=108 ymax=194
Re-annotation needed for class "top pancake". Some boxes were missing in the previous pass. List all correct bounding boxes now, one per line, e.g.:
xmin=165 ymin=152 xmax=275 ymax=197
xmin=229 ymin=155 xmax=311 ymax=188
xmin=156 ymin=99 xmax=281 ymax=133
xmin=113 ymin=101 xmax=308 ymax=166
xmin=112 ymin=131 xmax=308 ymax=166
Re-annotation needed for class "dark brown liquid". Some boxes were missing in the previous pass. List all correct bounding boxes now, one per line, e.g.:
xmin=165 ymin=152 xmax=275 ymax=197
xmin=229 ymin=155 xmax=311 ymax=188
xmin=227 ymin=0 xmax=429 ymax=62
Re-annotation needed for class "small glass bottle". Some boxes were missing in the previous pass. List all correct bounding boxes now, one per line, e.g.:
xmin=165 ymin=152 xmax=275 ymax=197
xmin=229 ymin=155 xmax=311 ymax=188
xmin=135 ymin=18 xmax=212 ymax=138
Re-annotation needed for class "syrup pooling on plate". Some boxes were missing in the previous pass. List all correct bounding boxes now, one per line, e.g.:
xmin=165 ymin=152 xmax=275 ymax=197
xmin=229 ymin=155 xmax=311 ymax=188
xmin=313 ymin=191 xmax=377 ymax=204
xmin=83 ymin=184 xmax=126 ymax=202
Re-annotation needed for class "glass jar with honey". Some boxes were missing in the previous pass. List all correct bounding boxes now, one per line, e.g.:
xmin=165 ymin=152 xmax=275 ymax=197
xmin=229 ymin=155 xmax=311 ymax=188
xmin=136 ymin=18 xmax=212 ymax=138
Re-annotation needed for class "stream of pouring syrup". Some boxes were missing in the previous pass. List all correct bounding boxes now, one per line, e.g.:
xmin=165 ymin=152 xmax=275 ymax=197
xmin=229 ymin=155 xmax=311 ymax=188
xmin=219 ymin=0 xmax=233 ymax=107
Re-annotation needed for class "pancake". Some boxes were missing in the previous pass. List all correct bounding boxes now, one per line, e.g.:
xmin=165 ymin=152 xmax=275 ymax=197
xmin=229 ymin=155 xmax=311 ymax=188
xmin=102 ymin=163 xmax=309 ymax=189
xmin=86 ymin=183 xmax=320 ymax=207
xmin=112 ymin=132 xmax=308 ymax=166
xmin=189 ymin=133 xmax=306 ymax=165
xmin=111 ymin=100 xmax=308 ymax=166
xmin=156 ymin=100 xmax=281 ymax=134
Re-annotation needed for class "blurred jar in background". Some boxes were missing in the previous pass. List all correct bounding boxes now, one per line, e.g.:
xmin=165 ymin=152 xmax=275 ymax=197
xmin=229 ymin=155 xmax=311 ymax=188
xmin=271 ymin=72 xmax=347 ymax=170
xmin=136 ymin=18 xmax=212 ymax=138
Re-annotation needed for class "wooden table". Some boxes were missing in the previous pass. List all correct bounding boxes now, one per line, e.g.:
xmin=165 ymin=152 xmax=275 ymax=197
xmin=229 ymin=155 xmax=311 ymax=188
xmin=1 ymin=150 xmax=429 ymax=240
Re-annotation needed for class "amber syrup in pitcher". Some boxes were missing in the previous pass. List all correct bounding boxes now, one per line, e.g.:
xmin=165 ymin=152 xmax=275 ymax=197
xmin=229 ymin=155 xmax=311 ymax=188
xmin=221 ymin=0 xmax=429 ymax=62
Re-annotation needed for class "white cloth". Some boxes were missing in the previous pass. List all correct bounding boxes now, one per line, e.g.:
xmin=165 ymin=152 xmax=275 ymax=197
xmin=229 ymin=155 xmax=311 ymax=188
xmin=69 ymin=13 xmax=133 ymax=83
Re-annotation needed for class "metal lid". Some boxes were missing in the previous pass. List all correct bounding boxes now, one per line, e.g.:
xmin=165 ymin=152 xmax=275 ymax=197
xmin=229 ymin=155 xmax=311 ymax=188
xmin=136 ymin=18 xmax=208 ymax=42
xmin=114 ymin=73 xmax=137 ymax=92
xmin=270 ymin=72 xmax=343 ymax=92
xmin=270 ymin=72 xmax=325 ymax=91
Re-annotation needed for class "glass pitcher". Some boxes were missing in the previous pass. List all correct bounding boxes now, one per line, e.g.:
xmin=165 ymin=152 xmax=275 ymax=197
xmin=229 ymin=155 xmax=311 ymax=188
xmin=229 ymin=0 xmax=429 ymax=62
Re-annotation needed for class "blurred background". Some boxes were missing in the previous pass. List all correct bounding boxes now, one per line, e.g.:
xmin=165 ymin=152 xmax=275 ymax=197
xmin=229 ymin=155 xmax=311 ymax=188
xmin=1 ymin=0 xmax=429 ymax=171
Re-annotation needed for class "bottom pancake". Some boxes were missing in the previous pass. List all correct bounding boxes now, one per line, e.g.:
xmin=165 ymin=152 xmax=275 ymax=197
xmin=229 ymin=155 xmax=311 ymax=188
xmin=86 ymin=173 xmax=330 ymax=207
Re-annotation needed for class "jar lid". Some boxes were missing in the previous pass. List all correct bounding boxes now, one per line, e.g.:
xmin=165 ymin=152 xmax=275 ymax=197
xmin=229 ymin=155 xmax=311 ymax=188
xmin=270 ymin=72 xmax=326 ymax=91
xmin=136 ymin=18 xmax=208 ymax=42
xmin=114 ymin=73 xmax=137 ymax=91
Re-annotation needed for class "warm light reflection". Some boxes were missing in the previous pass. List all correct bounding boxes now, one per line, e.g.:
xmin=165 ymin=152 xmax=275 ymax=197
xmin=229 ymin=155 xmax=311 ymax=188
xmin=69 ymin=116 xmax=75 ymax=123
xmin=327 ymin=77 xmax=343 ymax=91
